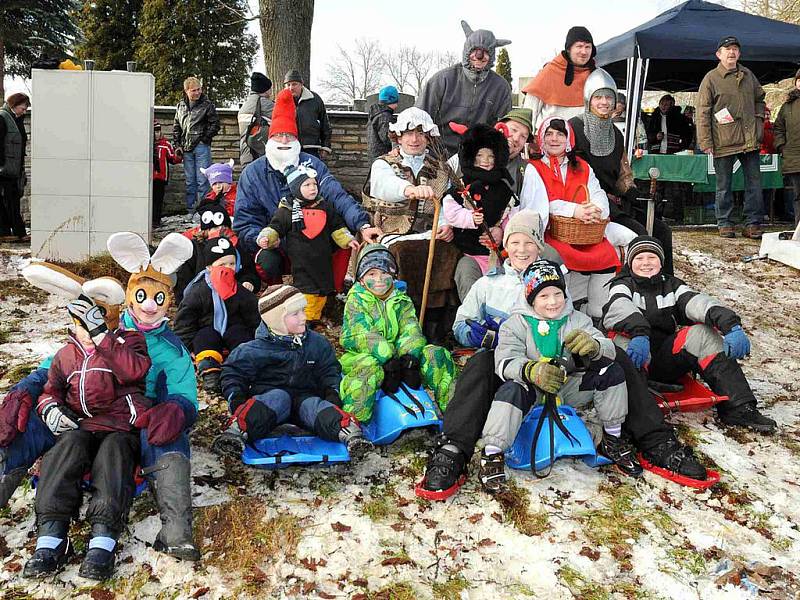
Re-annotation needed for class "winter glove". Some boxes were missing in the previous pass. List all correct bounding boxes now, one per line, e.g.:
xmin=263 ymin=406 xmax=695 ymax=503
xmin=564 ymin=329 xmax=601 ymax=359
xmin=0 ymin=389 xmax=33 ymax=447
xmin=135 ymin=402 xmax=186 ymax=446
xmin=626 ymin=335 xmax=651 ymax=369
xmin=723 ymin=325 xmax=750 ymax=359
xmin=522 ymin=360 xmax=566 ymax=394
xmin=229 ymin=397 xmax=274 ymax=443
xmin=381 ymin=356 xmax=407 ymax=394
xmin=40 ymin=403 xmax=81 ymax=436
xmin=67 ymin=294 xmax=108 ymax=338
xmin=466 ymin=319 xmax=500 ymax=349
xmin=400 ymin=354 xmax=422 ymax=389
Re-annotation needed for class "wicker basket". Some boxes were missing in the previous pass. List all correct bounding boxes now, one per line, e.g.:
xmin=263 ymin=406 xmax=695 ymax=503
xmin=548 ymin=184 xmax=608 ymax=245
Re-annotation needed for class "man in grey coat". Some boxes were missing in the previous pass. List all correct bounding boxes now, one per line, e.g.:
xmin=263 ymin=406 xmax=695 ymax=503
xmin=416 ymin=20 xmax=512 ymax=156
xmin=238 ymin=72 xmax=275 ymax=167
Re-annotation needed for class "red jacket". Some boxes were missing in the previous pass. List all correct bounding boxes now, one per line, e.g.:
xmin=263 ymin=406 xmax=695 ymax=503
xmin=760 ymin=119 xmax=775 ymax=154
xmin=154 ymin=138 xmax=181 ymax=182
xmin=37 ymin=330 xmax=152 ymax=433
xmin=204 ymin=183 xmax=237 ymax=216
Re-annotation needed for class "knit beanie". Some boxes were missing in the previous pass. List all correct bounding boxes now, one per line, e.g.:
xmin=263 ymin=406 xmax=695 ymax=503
xmin=284 ymin=69 xmax=304 ymax=84
xmin=503 ymin=210 xmax=545 ymax=250
xmin=523 ymin=259 xmax=567 ymax=306
xmin=202 ymin=235 xmax=237 ymax=268
xmin=258 ymin=284 xmax=307 ymax=336
xmin=379 ymin=85 xmax=399 ymax=104
xmin=196 ymin=198 xmax=232 ymax=230
xmin=200 ymin=159 xmax=234 ymax=186
xmin=626 ymin=235 xmax=665 ymax=268
xmin=356 ymin=244 xmax=398 ymax=281
xmin=284 ymin=163 xmax=317 ymax=201
xmin=269 ymin=88 xmax=299 ymax=138
xmin=563 ymin=26 xmax=596 ymax=86
xmin=251 ymin=72 xmax=272 ymax=93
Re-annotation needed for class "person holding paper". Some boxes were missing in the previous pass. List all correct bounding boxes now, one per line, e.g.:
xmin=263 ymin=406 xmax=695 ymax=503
xmin=697 ymin=36 xmax=766 ymax=240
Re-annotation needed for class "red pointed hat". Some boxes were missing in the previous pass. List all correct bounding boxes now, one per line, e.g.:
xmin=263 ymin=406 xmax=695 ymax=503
xmin=268 ymin=88 xmax=298 ymax=138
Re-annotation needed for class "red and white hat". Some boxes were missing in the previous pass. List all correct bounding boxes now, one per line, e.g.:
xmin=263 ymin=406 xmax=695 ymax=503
xmin=268 ymin=88 xmax=299 ymax=138
xmin=536 ymin=116 xmax=576 ymax=155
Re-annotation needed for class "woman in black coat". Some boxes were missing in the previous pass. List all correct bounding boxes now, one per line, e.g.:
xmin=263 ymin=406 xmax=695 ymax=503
xmin=0 ymin=93 xmax=30 ymax=242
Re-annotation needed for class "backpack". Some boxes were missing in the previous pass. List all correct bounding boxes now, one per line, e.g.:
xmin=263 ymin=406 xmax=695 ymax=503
xmin=244 ymin=99 xmax=270 ymax=159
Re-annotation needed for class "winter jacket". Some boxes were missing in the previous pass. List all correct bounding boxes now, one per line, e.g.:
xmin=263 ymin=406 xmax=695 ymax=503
xmin=173 ymin=93 xmax=220 ymax=152
xmin=697 ymin=63 xmax=765 ymax=158
xmin=339 ymin=281 xmax=426 ymax=368
xmin=175 ymin=228 xmax=260 ymax=303
xmin=367 ymin=102 xmax=395 ymax=161
xmin=203 ymin=185 xmax=237 ymax=216
xmin=153 ymin=138 xmax=181 ymax=183
xmin=775 ymin=90 xmax=800 ymax=174
xmin=645 ymin=106 xmax=692 ymax=154
xmin=447 ymin=169 xmax=513 ymax=256
xmin=238 ymin=92 xmax=275 ymax=166
xmin=0 ymin=104 xmax=24 ymax=181
xmin=221 ymin=322 xmax=342 ymax=404
xmin=37 ymin=330 xmax=152 ymax=433
xmin=495 ymin=294 xmax=615 ymax=383
xmin=602 ymin=266 xmax=741 ymax=351
xmin=173 ymin=277 xmax=260 ymax=347
xmin=453 ymin=257 xmax=562 ymax=347
xmin=234 ymin=154 xmax=370 ymax=254
xmin=266 ymin=197 xmax=352 ymax=295
xmin=416 ymin=64 xmax=512 ymax=155
xmin=295 ymin=86 xmax=332 ymax=152
xmin=120 ymin=311 xmax=198 ymax=410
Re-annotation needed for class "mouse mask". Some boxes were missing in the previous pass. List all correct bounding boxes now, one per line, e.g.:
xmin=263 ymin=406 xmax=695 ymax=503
xmin=107 ymin=232 xmax=194 ymax=327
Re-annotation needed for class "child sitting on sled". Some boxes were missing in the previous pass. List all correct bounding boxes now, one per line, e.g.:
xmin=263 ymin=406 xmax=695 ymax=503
xmin=173 ymin=235 xmax=260 ymax=395
xmin=339 ymin=244 xmax=456 ymax=423
xmin=602 ymin=235 xmax=776 ymax=433
xmin=24 ymin=295 xmax=151 ymax=581
xmin=212 ymin=285 xmax=372 ymax=458
xmin=479 ymin=259 xmax=641 ymax=494
xmin=257 ymin=163 xmax=359 ymax=323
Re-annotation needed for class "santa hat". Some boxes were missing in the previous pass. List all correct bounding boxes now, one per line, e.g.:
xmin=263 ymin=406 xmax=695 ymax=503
xmin=269 ymin=88 xmax=299 ymax=138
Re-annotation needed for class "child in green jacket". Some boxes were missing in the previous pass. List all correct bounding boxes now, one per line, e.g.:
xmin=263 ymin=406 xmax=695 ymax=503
xmin=340 ymin=244 xmax=456 ymax=422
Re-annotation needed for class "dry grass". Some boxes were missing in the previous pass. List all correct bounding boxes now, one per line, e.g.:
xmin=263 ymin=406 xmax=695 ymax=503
xmin=194 ymin=496 xmax=301 ymax=579
xmin=494 ymin=480 xmax=549 ymax=537
xmin=0 ymin=279 xmax=49 ymax=304
xmin=52 ymin=253 xmax=131 ymax=283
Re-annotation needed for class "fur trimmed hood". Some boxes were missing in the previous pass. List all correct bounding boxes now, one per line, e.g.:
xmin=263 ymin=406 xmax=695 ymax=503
xmin=457 ymin=123 xmax=510 ymax=173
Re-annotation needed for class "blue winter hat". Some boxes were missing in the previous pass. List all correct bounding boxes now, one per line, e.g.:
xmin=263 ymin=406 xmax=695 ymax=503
xmin=283 ymin=163 xmax=318 ymax=200
xmin=379 ymin=85 xmax=399 ymax=104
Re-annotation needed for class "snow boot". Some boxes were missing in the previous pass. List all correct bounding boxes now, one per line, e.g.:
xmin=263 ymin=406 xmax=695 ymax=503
xmin=197 ymin=357 xmax=222 ymax=397
xmin=79 ymin=524 xmax=118 ymax=581
xmin=479 ymin=449 xmax=507 ymax=495
xmin=23 ymin=521 xmax=71 ymax=578
xmin=416 ymin=437 xmax=467 ymax=501
xmin=146 ymin=453 xmax=200 ymax=562
xmin=642 ymin=438 xmax=706 ymax=481
xmin=597 ymin=433 xmax=643 ymax=478
xmin=338 ymin=420 xmax=373 ymax=461
xmin=0 ymin=465 xmax=27 ymax=509
xmin=718 ymin=402 xmax=777 ymax=434
xmin=212 ymin=421 xmax=247 ymax=458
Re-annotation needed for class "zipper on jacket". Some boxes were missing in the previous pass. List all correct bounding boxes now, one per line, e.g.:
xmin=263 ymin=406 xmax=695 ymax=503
xmin=78 ymin=352 xmax=94 ymax=417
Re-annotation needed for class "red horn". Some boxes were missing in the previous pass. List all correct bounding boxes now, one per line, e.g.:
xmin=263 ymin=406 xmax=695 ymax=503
xmin=448 ymin=122 xmax=469 ymax=135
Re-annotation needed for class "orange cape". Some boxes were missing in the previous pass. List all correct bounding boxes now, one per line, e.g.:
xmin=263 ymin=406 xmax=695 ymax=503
xmin=522 ymin=53 xmax=593 ymax=107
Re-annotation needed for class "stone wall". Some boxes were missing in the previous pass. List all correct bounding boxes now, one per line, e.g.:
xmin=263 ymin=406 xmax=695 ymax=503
xmin=19 ymin=108 xmax=371 ymax=220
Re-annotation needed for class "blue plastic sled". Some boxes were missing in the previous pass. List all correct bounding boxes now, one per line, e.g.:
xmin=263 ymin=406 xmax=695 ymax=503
xmin=241 ymin=434 xmax=350 ymax=469
xmin=363 ymin=384 xmax=442 ymax=445
xmin=506 ymin=405 xmax=611 ymax=472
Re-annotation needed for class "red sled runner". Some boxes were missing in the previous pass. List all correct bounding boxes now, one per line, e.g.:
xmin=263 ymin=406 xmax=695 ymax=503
xmin=651 ymin=374 xmax=728 ymax=414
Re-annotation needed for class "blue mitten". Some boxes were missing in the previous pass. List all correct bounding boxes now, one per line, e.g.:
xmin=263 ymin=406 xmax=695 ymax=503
xmin=626 ymin=335 xmax=650 ymax=369
xmin=723 ymin=325 xmax=750 ymax=359
xmin=466 ymin=320 xmax=490 ymax=348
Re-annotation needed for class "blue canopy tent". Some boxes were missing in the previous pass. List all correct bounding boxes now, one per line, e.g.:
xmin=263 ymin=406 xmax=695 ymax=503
xmin=596 ymin=0 xmax=800 ymax=159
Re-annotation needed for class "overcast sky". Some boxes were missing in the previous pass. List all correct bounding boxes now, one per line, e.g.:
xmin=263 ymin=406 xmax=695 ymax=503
xmin=5 ymin=0 xmax=725 ymax=104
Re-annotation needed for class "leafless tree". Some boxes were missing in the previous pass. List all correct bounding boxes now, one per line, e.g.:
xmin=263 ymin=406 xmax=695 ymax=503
xmin=258 ymin=0 xmax=314 ymax=85
xmin=320 ymin=38 xmax=385 ymax=103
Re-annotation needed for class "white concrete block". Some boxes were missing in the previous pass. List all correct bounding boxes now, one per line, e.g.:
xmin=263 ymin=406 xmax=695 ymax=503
xmin=31 ymin=70 xmax=90 ymax=160
xmin=90 ymin=160 xmax=150 ymax=197
xmin=31 ymin=158 xmax=91 ymax=196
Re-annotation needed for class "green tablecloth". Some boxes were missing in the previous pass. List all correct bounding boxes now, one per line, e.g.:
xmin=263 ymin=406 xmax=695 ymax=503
xmin=632 ymin=153 xmax=784 ymax=192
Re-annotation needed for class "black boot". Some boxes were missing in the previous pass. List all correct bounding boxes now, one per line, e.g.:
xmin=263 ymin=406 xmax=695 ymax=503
xmin=479 ymin=449 xmax=507 ymax=494
xmin=598 ymin=433 xmax=643 ymax=477
xmin=642 ymin=438 xmax=706 ymax=480
xmin=23 ymin=521 xmax=71 ymax=578
xmin=418 ymin=438 xmax=467 ymax=500
xmin=0 ymin=465 xmax=27 ymax=509
xmin=212 ymin=421 xmax=247 ymax=458
xmin=146 ymin=453 xmax=201 ymax=561
xmin=718 ymin=402 xmax=777 ymax=434
xmin=338 ymin=421 xmax=373 ymax=461
xmin=197 ymin=357 xmax=222 ymax=396
xmin=79 ymin=524 xmax=118 ymax=581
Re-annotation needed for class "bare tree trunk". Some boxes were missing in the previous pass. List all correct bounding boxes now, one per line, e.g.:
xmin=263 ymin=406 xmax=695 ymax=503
xmin=0 ymin=38 xmax=5 ymax=101
xmin=258 ymin=0 xmax=314 ymax=87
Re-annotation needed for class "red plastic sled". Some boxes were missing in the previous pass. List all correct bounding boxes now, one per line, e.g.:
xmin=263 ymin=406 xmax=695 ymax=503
xmin=638 ymin=454 xmax=721 ymax=489
xmin=653 ymin=375 xmax=728 ymax=414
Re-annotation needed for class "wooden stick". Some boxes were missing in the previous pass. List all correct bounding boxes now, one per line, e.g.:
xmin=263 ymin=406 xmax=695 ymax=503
xmin=419 ymin=196 xmax=441 ymax=327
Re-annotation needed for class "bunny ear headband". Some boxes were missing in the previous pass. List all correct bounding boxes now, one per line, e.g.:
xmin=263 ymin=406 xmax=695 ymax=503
xmin=107 ymin=232 xmax=194 ymax=289
xmin=22 ymin=262 xmax=126 ymax=306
